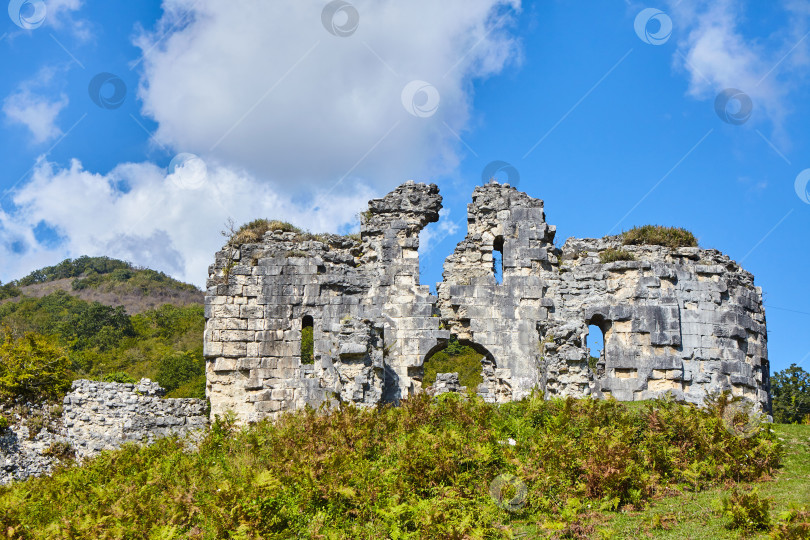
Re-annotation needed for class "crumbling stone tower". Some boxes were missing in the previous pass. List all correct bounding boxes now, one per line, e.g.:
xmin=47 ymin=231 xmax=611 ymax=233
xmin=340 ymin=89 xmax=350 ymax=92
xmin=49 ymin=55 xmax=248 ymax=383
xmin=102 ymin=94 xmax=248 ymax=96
xmin=204 ymin=181 xmax=769 ymax=423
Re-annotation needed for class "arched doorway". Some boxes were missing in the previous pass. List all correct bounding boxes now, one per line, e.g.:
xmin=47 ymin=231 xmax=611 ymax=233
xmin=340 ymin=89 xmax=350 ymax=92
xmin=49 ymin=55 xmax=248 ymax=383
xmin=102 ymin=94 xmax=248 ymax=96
xmin=419 ymin=336 xmax=498 ymax=398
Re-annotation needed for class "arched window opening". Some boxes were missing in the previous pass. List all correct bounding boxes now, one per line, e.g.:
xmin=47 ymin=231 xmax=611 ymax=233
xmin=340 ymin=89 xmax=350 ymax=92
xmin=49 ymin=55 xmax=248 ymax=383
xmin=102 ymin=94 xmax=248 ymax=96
xmin=587 ymin=324 xmax=605 ymax=373
xmin=422 ymin=336 xmax=487 ymax=390
xmin=301 ymin=315 xmax=314 ymax=364
xmin=493 ymin=235 xmax=504 ymax=284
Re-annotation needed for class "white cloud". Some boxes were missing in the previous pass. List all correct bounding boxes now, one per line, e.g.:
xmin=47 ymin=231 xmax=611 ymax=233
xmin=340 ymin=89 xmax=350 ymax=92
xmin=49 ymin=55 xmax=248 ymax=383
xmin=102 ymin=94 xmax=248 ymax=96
xmin=667 ymin=0 xmax=810 ymax=131
xmin=44 ymin=0 xmax=90 ymax=39
xmin=2 ymin=0 xmax=522 ymax=287
xmin=419 ymin=208 xmax=460 ymax=258
xmin=134 ymin=0 xmax=521 ymax=193
xmin=3 ymin=89 xmax=68 ymax=143
xmin=2 ymin=158 xmax=376 ymax=287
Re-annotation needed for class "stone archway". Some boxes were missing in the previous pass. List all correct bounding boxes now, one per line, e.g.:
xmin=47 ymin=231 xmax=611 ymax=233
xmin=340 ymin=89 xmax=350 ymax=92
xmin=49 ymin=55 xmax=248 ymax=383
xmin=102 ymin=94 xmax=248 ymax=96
xmin=419 ymin=337 xmax=510 ymax=401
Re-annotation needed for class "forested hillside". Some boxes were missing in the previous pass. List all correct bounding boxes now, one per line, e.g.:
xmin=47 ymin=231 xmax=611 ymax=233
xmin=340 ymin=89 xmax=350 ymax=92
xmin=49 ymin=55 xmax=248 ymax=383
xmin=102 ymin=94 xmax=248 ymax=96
xmin=0 ymin=257 xmax=205 ymax=401
xmin=0 ymin=256 xmax=202 ymax=314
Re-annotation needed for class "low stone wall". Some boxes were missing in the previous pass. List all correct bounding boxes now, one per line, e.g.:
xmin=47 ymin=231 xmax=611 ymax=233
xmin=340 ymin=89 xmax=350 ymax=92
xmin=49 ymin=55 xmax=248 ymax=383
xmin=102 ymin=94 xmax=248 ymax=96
xmin=63 ymin=379 xmax=208 ymax=458
xmin=0 ymin=379 xmax=208 ymax=485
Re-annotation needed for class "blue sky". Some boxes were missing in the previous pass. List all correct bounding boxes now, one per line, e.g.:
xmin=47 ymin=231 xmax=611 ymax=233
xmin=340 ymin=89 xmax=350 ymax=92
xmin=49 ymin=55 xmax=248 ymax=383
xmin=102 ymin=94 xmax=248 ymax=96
xmin=1 ymin=0 xmax=809 ymax=374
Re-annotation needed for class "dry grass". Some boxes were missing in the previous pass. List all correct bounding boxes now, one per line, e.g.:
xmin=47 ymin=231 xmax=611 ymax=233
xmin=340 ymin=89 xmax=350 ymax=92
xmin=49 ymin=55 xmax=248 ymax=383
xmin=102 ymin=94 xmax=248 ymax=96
xmin=230 ymin=219 xmax=302 ymax=245
xmin=622 ymin=225 xmax=698 ymax=249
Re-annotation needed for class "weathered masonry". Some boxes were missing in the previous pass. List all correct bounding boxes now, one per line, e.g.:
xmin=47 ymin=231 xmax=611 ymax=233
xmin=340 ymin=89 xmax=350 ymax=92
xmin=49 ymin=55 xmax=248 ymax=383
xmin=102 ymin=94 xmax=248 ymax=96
xmin=204 ymin=181 xmax=769 ymax=422
xmin=1 ymin=379 xmax=207 ymax=485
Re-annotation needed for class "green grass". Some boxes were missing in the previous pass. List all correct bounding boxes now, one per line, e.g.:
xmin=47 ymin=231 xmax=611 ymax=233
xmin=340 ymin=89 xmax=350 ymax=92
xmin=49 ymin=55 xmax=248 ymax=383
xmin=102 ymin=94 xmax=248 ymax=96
xmin=0 ymin=394 xmax=788 ymax=539
xmin=621 ymin=225 xmax=698 ymax=249
xmin=597 ymin=423 xmax=810 ymax=539
xmin=600 ymin=248 xmax=636 ymax=264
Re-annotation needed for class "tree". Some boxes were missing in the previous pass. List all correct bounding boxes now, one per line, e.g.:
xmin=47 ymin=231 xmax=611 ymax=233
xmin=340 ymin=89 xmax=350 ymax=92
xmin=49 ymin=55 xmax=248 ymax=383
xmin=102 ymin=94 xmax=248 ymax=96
xmin=0 ymin=328 xmax=72 ymax=403
xmin=771 ymin=364 xmax=810 ymax=424
xmin=156 ymin=351 xmax=204 ymax=392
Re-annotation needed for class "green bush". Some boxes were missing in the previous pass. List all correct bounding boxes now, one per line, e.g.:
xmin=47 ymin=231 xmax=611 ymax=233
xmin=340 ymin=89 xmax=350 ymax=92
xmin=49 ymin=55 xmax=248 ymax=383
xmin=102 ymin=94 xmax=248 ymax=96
xmin=771 ymin=364 xmax=810 ymax=424
xmin=0 ymin=281 xmax=21 ymax=300
xmin=717 ymin=487 xmax=772 ymax=532
xmin=0 ymin=393 xmax=782 ymax=538
xmin=0 ymin=292 xmax=135 ymax=351
xmin=0 ymin=329 xmax=72 ymax=403
xmin=165 ymin=374 xmax=206 ymax=400
xmin=621 ymin=225 xmax=698 ymax=249
xmin=72 ymin=266 xmax=199 ymax=296
xmin=771 ymin=505 xmax=810 ymax=539
xmin=101 ymin=371 xmax=137 ymax=384
xmin=599 ymin=248 xmax=635 ymax=264
xmin=0 ymin=295 xmax=204 ymax=398
xmin=0 ymin=414 xmax=9 ymax=431
xmin=156 ymin=351 xmax=204 ymax=393
xmin=17 ymin=256 xmax=130 ymax=286
xmin=25 ymin=413 xmax=48 ymax=440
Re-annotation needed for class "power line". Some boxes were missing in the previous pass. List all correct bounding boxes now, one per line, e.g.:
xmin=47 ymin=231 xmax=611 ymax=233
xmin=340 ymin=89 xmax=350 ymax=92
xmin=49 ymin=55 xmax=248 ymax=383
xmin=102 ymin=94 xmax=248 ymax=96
xmin=764 ymin=305 xmax=810 ymax=317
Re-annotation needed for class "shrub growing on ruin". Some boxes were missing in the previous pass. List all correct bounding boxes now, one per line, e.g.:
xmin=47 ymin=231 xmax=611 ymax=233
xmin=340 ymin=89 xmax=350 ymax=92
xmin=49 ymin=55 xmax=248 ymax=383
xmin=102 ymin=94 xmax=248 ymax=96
xmin=599 ymin=248 xmax=635 ymax=264
xmin=230 ymin=219 xmax=302 ymax=245
xmin=621 ymin=225 xmax=698 ymax=249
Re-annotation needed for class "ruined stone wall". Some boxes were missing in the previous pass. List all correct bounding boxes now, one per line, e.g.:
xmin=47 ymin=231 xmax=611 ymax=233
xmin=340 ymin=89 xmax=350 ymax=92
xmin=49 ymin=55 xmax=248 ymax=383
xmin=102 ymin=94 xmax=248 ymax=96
xmin=1 ymin=379 xmax=207 ymax=485
xmin=548 ymin=237 xmax=769 ymax=406
xmin=204 ymin=181 xmax=770 ymax=422
xmin=63 ymin=379 xmax=208 ymax=457
xmin=204 ymin=182 xmax=448 ymax=422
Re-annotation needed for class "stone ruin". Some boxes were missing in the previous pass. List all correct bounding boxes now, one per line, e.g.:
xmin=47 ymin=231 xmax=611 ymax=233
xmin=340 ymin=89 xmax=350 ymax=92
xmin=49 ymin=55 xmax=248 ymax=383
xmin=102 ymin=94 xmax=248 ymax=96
xmin=1 ymin=379 xmax=207 ymax=485
xmin=203 ymin=181 xmax=770 ymax=423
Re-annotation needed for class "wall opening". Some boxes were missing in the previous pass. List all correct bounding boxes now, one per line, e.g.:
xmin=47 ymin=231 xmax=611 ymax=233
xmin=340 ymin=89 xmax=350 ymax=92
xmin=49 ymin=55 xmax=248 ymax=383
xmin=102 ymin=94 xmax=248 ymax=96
xmin=301 ymin=315 xmax=314 ymax=364
xmin=493 ymin=235 xmax=504 ymax=284
xmin=421 ymin=336 xmax=491 ymax=390
xmin=587 ymin=324 xmax=604 ymax=373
